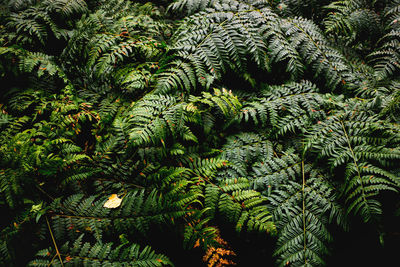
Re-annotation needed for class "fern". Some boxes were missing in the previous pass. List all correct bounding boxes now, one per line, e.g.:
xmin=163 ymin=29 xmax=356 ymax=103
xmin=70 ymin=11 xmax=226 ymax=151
xmin=269 ymin=165 xmax=342 ymax=267
xmin=49 ymin=188 xmax=198 ymax=240
xmin=205 ymin=177 xmax=276 ymax=234
xmin=284 ymin=17 xmax=360 ymax=91
xmin=168 ymin=0 xmax=215 ymax=15
xmin=44 ymin=0 xmax=88 ymax=17
xmin=234 ymin=81 xmax=326 ymax=136
xmin=324 ymin=0 xmax=382 ymax=46
xmin=218 ymin=132 xmax=274 ymax=179
xmin=3 ymin=0 xmax=400 ymax=265
xmin=29 ymin=234 xmax=173 ymax=266
xmin=158 ymin=2 xmax=273 ymax=93
xmin=306 ymin=103 xmax=400 ymax=221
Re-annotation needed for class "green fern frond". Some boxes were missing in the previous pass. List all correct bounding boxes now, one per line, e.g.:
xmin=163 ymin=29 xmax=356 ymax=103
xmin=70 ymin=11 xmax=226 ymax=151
xmin=306 ymin=105 xmax=400 ymax=221
xmin=50 ymin=186 xmax=201 ymax=241
xmin=269 ymin=165 xmax=342 ymax=267
xmin=127 ymin=94 xmax=184 ymax=146
xmin=205 ymin=178 xmax=276 ymax=234
xmin=45 ymin=0 xmax=88 ymax=17
xmin=283 ymin=17 xmax=358 ymax=91
xmin=168 ymin=0 xmax=215 ymax=15
xmin=236 ymin=81 xmax=326 ymax=135
xmin=19 ymin=51 xmax=64 ymax=77
xmin=252 ymin=153 xmax=302 ymax=190
xmin=29 ymin=234 xmax=173 ymax=266
xmin=380 ymin=81 xmax=400 ymax=120
xmin=85 ymin=12 xmax=166 ymax=77
xmin=217 ymin=132 xmax=274 ymax=179
xmin=157 ymin=4 xmax=272 ymax=93
xmin=7 ymin=8 xmax=48 ymax=45
xmin=368 ymin=31 xmax=400 ymax=80
xmin=324 ymin=0 xmax=382 ymax=46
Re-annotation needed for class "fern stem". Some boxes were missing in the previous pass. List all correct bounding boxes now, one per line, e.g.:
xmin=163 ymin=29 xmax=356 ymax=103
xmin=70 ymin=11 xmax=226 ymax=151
xmin=339 ymin=120 xmax=368 ymax=213
xmin=47 ymin=253 xmax=58 ymax=267
xmin=35 ymin=184 xmax=55 ymax=201
xmin=46 ymin=216 xmax=64 ymax=267
xmin=301 ymin=160 xmax=307 ymax=265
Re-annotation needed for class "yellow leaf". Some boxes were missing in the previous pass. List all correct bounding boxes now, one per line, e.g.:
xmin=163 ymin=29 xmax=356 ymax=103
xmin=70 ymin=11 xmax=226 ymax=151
xmin=103 ymin=194 xmax=122 ymax=209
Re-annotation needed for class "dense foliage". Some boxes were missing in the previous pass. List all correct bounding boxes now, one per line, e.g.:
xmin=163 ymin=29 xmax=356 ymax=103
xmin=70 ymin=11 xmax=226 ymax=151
xmin=1 ymin=0 xmax=400 ymax=266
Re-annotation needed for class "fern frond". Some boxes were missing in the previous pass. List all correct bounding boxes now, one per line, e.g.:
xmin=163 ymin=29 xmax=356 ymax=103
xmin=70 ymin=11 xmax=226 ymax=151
xmin=269 ymin=165 xmax=342 ymax=267
xmin=168 ymin=0 xmax=215 ymax=15
xmin=29 ymin=234 xmax=173 ymax=266
xmin=366 ymin=0 xmax=400 ymax=80
xmin=324 ymin=0 xmax=382 ymax=46
xmin=86 ymin=12 xmax=165 ymax=77
xmin=252 ymin=153 xmax=302 ymax=190
xmin=45 ymin=0 xmax=88 ymax=17
xmin=218 ymin=132 xmax=274 ymax=179
xmin=236 ymin=81 xmax=326 ymax=135
xmin=306 ymin=105 xmax=400 ymax=221
xmin=127 ymin=94 xmax=184 ymax=147
xmin=50 ymin=186 xmax=201 ymax=241
xmin=368 ymin=31 xmax=400 ymax=80
xmin=157 ymin=4 xmax=273 ymax=93
xmin=7 ymin=8 xmax=48 ymax=45
xmin=283 ymin=17 xmax=358 ymax=91
xmin=205 ymin=178 xmax=276 ymax=234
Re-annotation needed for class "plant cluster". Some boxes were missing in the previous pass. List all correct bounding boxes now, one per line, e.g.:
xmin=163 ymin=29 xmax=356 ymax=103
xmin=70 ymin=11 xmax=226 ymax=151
xmin=0 ymin=0 xmax=399 ymax=266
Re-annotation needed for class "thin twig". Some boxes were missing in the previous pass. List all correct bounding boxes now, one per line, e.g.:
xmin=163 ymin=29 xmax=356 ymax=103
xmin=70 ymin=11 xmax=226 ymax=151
xmin=46 ymin=216 xmax=64 ymax=267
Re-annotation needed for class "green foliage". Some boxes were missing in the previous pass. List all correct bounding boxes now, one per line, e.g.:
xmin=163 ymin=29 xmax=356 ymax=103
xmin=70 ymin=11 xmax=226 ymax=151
xmin=1 ymin=0 xmax=400 ymax=266
xmin=306 ymin=103 xmax=400 ymax=222
xmin=158 ymin=1 xmax=273 ymax=93
xmin=270 ymin=169 xmax=339 ymax=267
xmin=235 ymin=81 xmax=326 ymax=135
xmin=29 ymin=234 xmax=172 ymax=266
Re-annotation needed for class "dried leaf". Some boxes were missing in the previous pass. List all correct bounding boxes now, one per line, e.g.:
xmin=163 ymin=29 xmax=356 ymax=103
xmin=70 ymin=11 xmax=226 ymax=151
xmin=103 ymin=194 xmax=122 ymax=209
